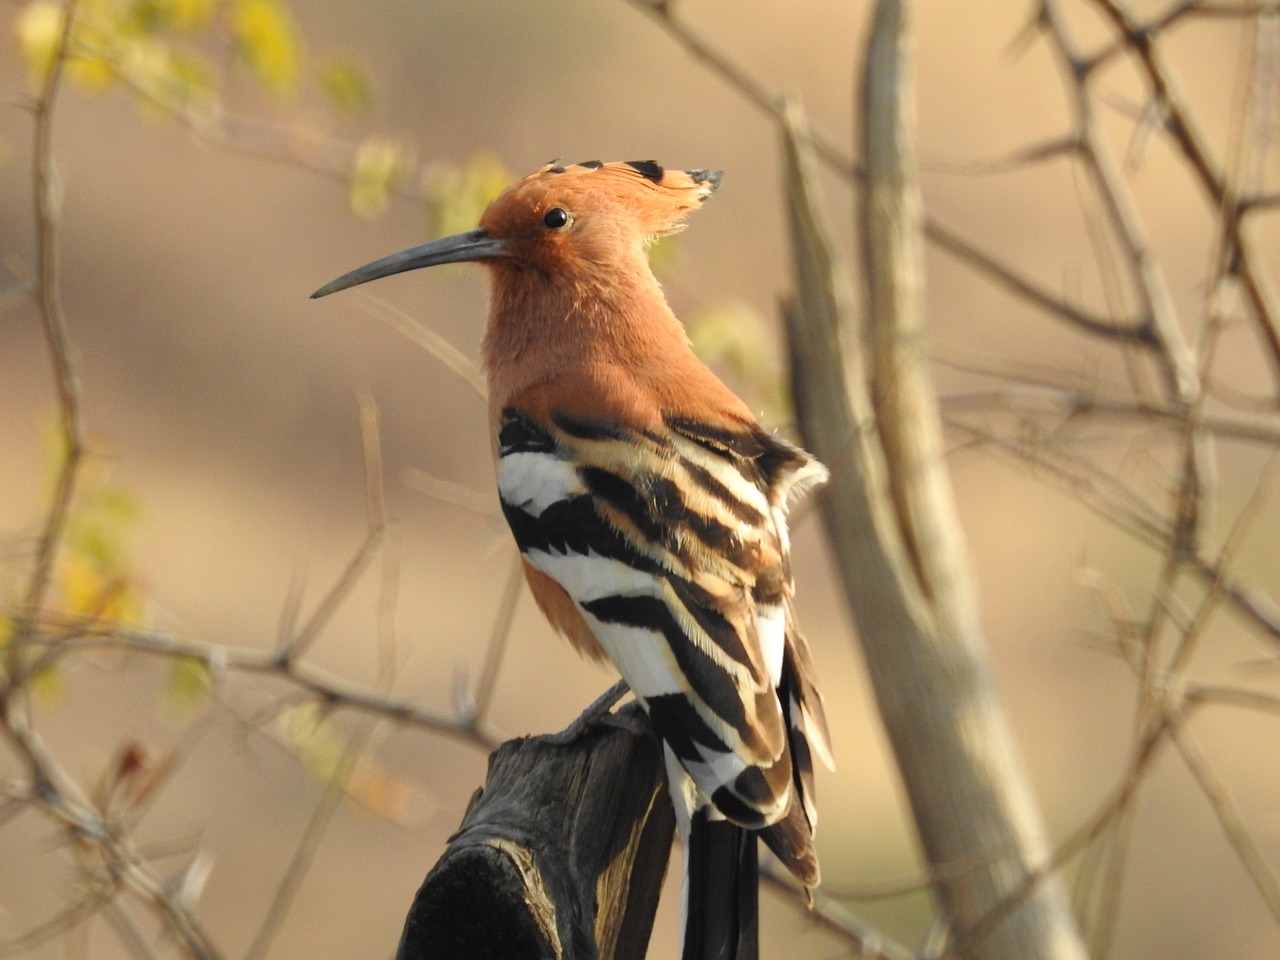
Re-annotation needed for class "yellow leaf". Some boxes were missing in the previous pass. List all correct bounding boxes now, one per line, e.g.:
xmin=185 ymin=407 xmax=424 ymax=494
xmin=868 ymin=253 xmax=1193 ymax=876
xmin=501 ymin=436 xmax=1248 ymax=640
xmin=119 ymin=34 xmax=173 ymax=95
xmin=348 ymin=137 xmax=414 ymax=220
xmin=29 ymin=661 xmax=65 ymax=704
xmin=146 ymin=48 xmax=217 ymax=114
xmin=687 ymin=299 xmax=789 ymax=425
xmin=280 ymin=702 xmax=345 ymax=782
xmin=168 ymin=654 xmax=214 ymax=707
xmin=345 ymin=761 xmax=429 ymax=825
xmin=66 ymin=54 xmax=119 ymax=92
xmin=425 ymin=151 xmax=514 ymax=240
xmin=16 ymin=0 xmax=66 ymax=90
xmin=229 ymin=0 xmax=300 ymax=95
xmin=99 ymin=577 xmax=144 ymax=625
xmin=16 ymin=1 xmax=119 ymax=93
xmin=59 ymin=553 xmax=106 ymax=617
xmin=134 ymin=0 xmax=216 ymax=32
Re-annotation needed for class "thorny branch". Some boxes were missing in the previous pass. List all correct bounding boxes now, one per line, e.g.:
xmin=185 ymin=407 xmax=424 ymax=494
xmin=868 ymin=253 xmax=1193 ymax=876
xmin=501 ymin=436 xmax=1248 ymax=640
xmin=19 ymin=0 xmax=83 ymax=629
xmin=1091 ymin=0 xmax=1280 ymax=391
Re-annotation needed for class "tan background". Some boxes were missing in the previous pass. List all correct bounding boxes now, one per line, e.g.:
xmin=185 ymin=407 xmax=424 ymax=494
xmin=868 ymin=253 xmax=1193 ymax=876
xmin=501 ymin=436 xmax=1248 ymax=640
xmin=2 ymin=2 xmax=1278 ymax=958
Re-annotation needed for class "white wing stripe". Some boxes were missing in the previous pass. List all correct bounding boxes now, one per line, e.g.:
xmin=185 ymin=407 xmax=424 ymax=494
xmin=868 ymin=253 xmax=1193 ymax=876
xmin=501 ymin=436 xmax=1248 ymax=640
xmin=523 ymin=548 xmax=656 ymax=604
xmin=755 ymin=605 xmax=785 ymax=687
xmin=497 ymin=451 xmax=582 ymax=515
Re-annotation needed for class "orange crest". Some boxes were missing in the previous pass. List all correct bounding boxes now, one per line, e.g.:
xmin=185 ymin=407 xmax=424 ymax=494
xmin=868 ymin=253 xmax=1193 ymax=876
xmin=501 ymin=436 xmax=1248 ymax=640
xmin=477 ymin=160 xmax=721 ymax=270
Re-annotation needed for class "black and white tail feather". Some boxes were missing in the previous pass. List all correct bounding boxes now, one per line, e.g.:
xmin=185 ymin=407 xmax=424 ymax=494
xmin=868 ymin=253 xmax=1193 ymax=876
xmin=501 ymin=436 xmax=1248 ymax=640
xmin=497 ymin=405 xmax=833 ymax=958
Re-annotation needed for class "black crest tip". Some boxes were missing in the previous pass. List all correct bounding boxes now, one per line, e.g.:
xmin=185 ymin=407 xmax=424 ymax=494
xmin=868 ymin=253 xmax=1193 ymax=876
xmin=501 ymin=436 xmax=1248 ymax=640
xmin=687 ymin=169 xmax=724 ymax=194
xmin=626 ymin=159 xmax=665 ymax=182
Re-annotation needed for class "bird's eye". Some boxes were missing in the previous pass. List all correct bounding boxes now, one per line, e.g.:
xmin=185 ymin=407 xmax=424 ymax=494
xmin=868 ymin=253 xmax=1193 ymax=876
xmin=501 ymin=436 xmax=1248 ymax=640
xmin=542 ymin=207 xmax=570 ymax=230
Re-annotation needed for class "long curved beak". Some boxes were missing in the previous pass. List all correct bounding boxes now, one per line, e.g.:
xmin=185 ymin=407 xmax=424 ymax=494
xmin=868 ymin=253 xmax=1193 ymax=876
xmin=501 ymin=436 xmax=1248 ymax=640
xmin=311 ymin=228 xmax=511 ymax=299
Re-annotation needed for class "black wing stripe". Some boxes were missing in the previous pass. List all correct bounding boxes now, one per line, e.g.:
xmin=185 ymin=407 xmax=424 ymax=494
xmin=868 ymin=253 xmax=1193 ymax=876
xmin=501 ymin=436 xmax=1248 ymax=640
xmin=667 ymin=415 xmax=767 ymax=459
xmin=666 ymin=576 xmax=758 ymax=674
xmin=498 ymin=409 xmax=556 ymax=455
xmin=582 ymin=467 xmax=760 ymax=572
xmin=647 ymin=693 xmax=729 ymax=762
xmin=711 ymin=784 xmax=769 ymax=829
xmin=580 ymin=467 xmax=669 ymax=546
xmin=551 ymin=412 xmax=629 ymax=443
xmin=580 ymin=593 xmax=756 ymax=747
xmin=500 ymin=494 xmax=660 ymax=574
xmin=679 ymin=459 xmax=768 ymax=526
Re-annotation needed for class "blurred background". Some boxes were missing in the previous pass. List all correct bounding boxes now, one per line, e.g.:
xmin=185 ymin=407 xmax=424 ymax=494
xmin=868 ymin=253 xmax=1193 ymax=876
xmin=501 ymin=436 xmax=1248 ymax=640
xmin=2 ymin=1 xmax=1279 ymax=958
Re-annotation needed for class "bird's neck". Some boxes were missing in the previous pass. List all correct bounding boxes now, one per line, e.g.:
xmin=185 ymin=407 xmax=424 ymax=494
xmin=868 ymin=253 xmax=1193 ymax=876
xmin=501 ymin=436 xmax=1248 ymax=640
xmin=481 ymin=261 xmax=691 ymax=404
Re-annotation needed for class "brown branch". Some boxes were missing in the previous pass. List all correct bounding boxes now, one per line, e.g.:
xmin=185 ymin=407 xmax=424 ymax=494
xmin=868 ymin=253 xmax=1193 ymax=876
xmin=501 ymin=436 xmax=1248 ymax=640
xmin=468 ymin=551 xmax=525 ymax=723
xmin=946 ymin=415 xmax=1280 ymax=645
xmin=1089 ymin=0 xmax=1280 ymax=391
xmin=0 ymin=707 xmax=223 ymax=960
xmin=20 ymin=0 xmax=84 ymax=624
xmin=1171 ymin=722 xmax=1280 ymax=922
xmin=1040 ymin=0 xmax=1201 ymax=406
xmin=243 ymin=399 xmax=403 ymax=960
xmin=620 ymin=0 xmax=1152 ymax=345
xmin=941 ymin=382 xmax=1280 ymax=447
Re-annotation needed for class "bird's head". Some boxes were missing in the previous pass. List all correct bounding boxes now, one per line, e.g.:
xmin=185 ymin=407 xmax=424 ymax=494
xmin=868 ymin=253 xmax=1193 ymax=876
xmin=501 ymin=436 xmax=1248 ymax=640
xmin=311 ymin=160 xmax=722 ymax=298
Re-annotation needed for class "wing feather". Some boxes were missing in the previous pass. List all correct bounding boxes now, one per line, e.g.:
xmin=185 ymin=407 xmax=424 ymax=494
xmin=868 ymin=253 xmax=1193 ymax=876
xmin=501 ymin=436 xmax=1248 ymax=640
xmin=496 ymin=405 xmax=829 ymax=843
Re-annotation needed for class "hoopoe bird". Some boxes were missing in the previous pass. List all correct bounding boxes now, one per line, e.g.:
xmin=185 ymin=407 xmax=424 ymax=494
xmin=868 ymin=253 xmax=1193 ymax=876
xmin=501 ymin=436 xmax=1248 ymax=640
xmin=314 ymin=159 xmax=833 ymax=959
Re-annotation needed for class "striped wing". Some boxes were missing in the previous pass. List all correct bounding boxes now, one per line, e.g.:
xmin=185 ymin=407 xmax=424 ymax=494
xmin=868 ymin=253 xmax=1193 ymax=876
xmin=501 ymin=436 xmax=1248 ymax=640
xmin=496 ymin=405 xmax=831 ymax=840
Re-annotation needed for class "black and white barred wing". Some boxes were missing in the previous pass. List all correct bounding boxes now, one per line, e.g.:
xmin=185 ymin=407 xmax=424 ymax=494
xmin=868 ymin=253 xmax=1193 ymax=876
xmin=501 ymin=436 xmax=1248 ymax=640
xmin=496 ymin=407 xmax=829 ymax=831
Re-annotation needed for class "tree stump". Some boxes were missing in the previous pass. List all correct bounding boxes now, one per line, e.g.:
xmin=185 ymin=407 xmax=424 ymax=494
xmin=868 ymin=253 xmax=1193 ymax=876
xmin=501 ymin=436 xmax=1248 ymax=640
xmin=396 ymin=704 xmax=674 ymax=960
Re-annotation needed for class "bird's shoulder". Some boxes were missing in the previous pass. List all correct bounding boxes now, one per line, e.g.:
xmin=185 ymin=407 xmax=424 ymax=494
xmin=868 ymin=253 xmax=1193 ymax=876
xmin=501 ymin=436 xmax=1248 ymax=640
xmin=495 ymin=361 xmax=828 ymax=510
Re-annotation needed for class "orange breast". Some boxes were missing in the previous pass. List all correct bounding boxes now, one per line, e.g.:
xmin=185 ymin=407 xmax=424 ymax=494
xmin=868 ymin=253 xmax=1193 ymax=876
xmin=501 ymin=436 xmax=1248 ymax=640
xmin=520 ymin=559 xmax=608 ymax=662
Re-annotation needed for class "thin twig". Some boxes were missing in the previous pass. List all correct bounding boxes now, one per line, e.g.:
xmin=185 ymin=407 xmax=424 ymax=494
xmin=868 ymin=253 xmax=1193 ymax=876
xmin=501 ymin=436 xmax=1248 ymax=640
xmin=0 ymin=895 xmax=102 ymax=957
xmin=2 ymin=717 xmax=224 ymax=960
xmin=1090 ymin=0 xmax=1280 ymax=390
xmin=21 ymin=0 xmax=84 ymax=623
xmin=355 ymin=296 xmax=487 ymax=398
xmin=469 ymin=551 xmax=525 ymax=722
xmin=18 ymin=619 xmax=503 ymax=749
xmin=758 ymin=864 xmax=915 ymax=960
xmin=621 ymin=0 xmax=1153 ymax=344
xmin=1171 ymin=721 xmax=1280 ymax=921
xmin=1040 ymin=0 xmax=1200 ymax=404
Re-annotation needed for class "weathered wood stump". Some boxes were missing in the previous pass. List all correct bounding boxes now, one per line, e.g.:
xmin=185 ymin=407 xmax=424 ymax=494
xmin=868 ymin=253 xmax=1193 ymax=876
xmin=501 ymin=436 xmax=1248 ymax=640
xmin=396 ymin=704 xmax=674 ymax=960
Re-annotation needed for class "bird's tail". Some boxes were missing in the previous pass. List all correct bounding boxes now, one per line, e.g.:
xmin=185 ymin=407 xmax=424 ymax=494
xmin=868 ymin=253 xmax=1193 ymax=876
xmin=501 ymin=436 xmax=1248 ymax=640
xmin=680 ymin=810 xmax=759 ymax=960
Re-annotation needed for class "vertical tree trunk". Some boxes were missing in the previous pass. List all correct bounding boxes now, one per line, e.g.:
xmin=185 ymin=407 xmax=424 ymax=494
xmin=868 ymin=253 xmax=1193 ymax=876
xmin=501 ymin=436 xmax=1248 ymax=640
xmin=780 ymin=3 xmax=1090 ymax=957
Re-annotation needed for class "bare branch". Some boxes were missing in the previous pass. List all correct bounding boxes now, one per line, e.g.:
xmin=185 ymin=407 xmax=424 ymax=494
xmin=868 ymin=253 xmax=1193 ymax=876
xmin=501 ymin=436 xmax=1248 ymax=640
xmin=621 ymin=0 xmax=1153 ymax=344
xmin=1089 ymin=0 xmax=1280 ymax=390
xmin=20 ymin=0 xmax=84 ymax=623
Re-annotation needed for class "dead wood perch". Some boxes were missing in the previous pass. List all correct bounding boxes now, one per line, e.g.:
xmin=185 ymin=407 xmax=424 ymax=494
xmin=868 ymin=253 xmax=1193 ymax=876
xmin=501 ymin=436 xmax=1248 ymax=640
xmin=395 ymin=703 xmax=675 ymax=960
